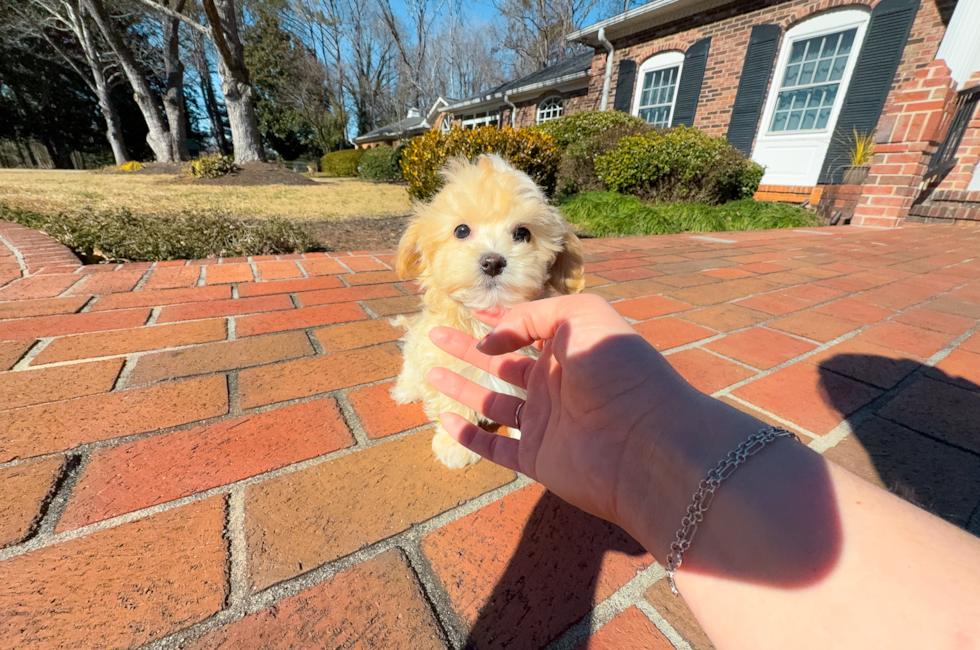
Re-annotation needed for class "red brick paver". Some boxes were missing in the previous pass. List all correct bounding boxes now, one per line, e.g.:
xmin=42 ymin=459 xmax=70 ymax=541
xmin=1 ymin=221 xmax=979 ymax=649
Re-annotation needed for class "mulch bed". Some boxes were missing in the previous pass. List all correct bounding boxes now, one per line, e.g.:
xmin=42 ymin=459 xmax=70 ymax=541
xmin=305 ymin=216 xmax=410 ymax=251
xmin=184 ymin=162 xmax=316 ymax=186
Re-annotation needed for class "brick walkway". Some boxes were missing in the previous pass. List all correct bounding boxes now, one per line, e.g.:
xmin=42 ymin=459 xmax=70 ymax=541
xmin=1 ymin=219 xmax=979 ymax=650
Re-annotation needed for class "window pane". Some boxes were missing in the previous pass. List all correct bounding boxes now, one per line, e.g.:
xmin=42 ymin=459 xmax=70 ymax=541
xmin=784 ymin=63 xmax=801 ymax=86
xmin=787 ymin=111 xmax=802 ymax=130
xmin=838 ymin=30 xmax=855 ymax=55
xmin=815 ymin=107 xmax=833 ymax=129
xmin=813 ymin=58 xmax=832 ymax=83
xmin=789 ymin=41 xmax=807 ymax=64
xmin=830 ymin=56 xmax=848 ymax=81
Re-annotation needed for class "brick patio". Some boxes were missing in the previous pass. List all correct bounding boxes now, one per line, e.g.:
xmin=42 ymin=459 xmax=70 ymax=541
xmin=1 ymin=218 xmax=979 ymax=650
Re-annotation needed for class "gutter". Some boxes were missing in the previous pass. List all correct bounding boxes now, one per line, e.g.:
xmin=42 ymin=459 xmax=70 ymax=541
xmin=504 ymin=93 xmax=517 ymax=127
xmin=598 ymin=27 xmax=615 ymax=111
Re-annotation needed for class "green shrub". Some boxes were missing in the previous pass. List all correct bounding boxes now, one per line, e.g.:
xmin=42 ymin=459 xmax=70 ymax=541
xmin=320 ymin=149 xmax=365 ymax=177
xmin=560 ymin=192 xmax=819 ymax=238
xmin=0 ymin=202 xmax=318 ymax=262
xmin=400 ymin=126 xmax=560 ymax=201
xmin=189 ymin=154 xmax=239 ymax=179
xmin=595 ymin=126 xmax=764 ymax=204
xmin=531 ymin=110 xmax=646 ymax=149
xmin=358 ymin=145 xmax=402 ymax=181
xmin=556 ymin=123 xmax=655 ymax=196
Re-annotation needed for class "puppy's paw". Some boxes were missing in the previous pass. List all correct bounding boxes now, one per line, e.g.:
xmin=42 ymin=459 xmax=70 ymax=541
xmin=432 ymin=430 xmax=481 ymax=469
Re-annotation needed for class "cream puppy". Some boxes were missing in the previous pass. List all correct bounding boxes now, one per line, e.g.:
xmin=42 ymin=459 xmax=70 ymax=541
xmin=391 ymin=154 xmax=584 ymax=468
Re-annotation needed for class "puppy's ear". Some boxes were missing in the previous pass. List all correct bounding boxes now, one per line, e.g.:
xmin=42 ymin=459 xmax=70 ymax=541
xmin=547 ymin=229 xmax=585 ymax=295
xmin=395 ymin=220 xmax=425 ymax=280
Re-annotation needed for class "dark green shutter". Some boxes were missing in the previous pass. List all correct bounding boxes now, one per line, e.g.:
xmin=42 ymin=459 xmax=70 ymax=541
xmin=613 ymin=59 xmax=637 ymax=113
xmin=726 ymin=25 xmax=782 ymax=155
xmin=671 ymin=37 xmax=711 ymax=127
xmin=818 ymin=0 xmax=920 ymax=183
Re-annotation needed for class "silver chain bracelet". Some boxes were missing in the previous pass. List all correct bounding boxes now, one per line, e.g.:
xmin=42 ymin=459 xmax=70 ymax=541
xmin=665 ymin=426 xmax=799 ymax=596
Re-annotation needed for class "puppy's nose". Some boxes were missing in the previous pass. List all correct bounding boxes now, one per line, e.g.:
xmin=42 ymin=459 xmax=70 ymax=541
xmin=479 ymin=253 xmax=507 ymax=277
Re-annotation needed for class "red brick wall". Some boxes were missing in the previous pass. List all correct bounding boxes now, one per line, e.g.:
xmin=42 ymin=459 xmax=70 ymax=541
xmin=591 ymin=0 xmax=954 ymax=146
xmin=853 ymin=60 xmax=958 ymax=227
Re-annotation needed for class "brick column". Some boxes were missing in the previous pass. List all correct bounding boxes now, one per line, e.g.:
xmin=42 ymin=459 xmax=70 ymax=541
xmin=852 ymin=60 xmax=958 ymax=228
xmin=938 ymin=70 xmax=980 ymax=191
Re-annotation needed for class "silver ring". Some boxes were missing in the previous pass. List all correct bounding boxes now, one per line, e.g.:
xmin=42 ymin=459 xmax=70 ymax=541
xmin=514 ymin=402 xmax=524 ymax=429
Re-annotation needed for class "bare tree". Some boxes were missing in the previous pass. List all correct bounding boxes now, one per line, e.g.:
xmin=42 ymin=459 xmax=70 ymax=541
xmin=377 ymin=0 xmax=441 ymax=112
xmin=84 ymin=0 xmax=177 ymax=161
xmin=7 ymin=0 xmax=130 ymax=164
xmin=493 ymin=0 xmax=601 ymax=75
xmin=133 ymin=0 xmax=265 ymax=162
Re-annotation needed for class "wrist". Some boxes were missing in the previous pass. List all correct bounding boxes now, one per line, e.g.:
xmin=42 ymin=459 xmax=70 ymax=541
xmin=614 ymin=393 xmax=785 ymax=561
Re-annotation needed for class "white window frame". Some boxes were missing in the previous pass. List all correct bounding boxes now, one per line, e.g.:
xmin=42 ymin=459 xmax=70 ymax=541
xmin=752 ymin=9 xmax=871 ymax=186
xmin=536 ymin=96 xmax=565 ymax=124
xmin=631 ymin=51 xmax=685 ymax=127
xmin=441 ymin=114 xmax=453 ymax=133
xmin=461 ymin=111 xmax=500 ymax=129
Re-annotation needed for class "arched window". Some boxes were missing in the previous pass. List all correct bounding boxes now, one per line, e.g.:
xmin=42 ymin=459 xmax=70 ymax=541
xmin=441 ymin=114 xmax=452 ymax=133
xmin=753 ymin=9 xmax=871 ymax=186
xmin=536 ymin=96 xmax=564 ymax=123
xmin=632 ymin=51 xmax=685 ymax=127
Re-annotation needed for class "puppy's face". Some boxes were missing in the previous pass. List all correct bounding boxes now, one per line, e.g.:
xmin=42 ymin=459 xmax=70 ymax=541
xmin=396 ymin=155 xmax=584 ymax=311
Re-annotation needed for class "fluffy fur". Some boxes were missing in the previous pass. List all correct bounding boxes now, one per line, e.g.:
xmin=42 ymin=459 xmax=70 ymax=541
xmin=391 ymin=154 xmax=585 ymax=468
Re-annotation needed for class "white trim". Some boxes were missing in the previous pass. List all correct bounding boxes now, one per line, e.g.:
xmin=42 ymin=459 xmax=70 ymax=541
xmin=536 ymin=95 xmax=565 ymax=124
xmin=752 ymin=9 xmax=871 ymax=187
xmin=631 ymin=51 xmax=685 ymax=126
xmin=460 ymin=110 xmax=500 ymax=129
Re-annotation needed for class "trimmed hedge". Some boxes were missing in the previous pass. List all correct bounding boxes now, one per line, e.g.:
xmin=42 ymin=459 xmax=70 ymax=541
xmin=400 ymin=126 xmax=560 ymax=201
xmin=531 ymin=110 xmax=647 ymax=149
xmin=594 ymin=126 xmax=765 ymax=204
xmin=358 ymin=145 xmax=402 ymax=181
xmin=1 ymin=202 xmax=318 ymax=262
xmin=320 ymin=149 xmax=365 ymax=177
xmin=560 ymin=192 xmax=819 ymax=237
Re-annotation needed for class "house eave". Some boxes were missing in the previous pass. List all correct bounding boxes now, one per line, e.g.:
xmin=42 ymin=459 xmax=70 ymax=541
xmin=568 ymin=0 xmax=729 ymax=45
xmin=444 ymin=70 xmax=591 ymax=113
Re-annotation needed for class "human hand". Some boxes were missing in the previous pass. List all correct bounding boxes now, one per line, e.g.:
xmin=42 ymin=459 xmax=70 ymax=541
xmin=426 ymin=294 xmax=715 ymax=548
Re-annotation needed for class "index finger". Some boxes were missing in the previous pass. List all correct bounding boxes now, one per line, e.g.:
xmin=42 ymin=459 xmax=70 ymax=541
xmin=476 ymin=294 xmax=628 ymax=355
xmin=429 ymin=326 xmax=534 ymax=389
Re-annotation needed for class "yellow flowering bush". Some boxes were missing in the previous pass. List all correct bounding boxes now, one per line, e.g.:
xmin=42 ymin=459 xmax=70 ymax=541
xmin=400 ymin=126 xmax=561 ymax=201
xmin=115 ymin=161 xmax=145 ymax=172
xmin=188 ymin=154 xmax=240 ymax=179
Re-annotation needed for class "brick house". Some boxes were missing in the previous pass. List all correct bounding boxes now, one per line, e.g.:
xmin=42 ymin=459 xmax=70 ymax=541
xmin=438 ymin=0 xmax=980 ymax=227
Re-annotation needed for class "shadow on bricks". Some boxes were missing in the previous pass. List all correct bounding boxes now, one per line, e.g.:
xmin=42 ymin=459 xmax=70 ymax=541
xmin=818 ymin=354 xmax=980 ymax=532
xmin=461 ymin=491 xmax=647 ymax=650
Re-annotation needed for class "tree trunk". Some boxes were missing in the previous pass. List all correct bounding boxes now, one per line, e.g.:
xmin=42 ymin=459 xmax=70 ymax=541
xmin=162 ymin=0 xmax=190 ymax=160
xmin=83 ymin=0 xmax=176 ymax=163
xmin=191 ymin=28 xmax=231 ymax=155
xmin=201 ymin=0 xmax=265 ymax=162
xmin=73 ymin=3 xmax=129 ymax=165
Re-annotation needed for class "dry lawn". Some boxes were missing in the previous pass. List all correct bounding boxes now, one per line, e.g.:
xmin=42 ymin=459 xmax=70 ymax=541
xmin=0 ymin=169 xmax=412 ymax=220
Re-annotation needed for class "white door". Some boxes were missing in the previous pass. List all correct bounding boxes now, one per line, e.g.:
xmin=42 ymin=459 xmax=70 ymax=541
xmin=752 ymin=10 xmax=871 ymax=186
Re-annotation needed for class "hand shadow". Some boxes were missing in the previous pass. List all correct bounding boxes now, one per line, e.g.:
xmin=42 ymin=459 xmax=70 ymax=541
xmin=817 ymin=353 xmax=980 ymax=531
xmin=462 ymin=490 xmax=649 ymax=650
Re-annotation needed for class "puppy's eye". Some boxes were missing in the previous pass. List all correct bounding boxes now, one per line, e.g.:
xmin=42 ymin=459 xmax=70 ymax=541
xmin=513 ymin=226 xmax=531 ymax=243
xmin=454 ymin=224 xmax=470 ymax=239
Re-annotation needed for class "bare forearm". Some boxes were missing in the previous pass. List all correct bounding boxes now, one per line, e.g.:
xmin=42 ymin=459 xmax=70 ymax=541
xmin=625 ymin=398 xmax=980 ymax=649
